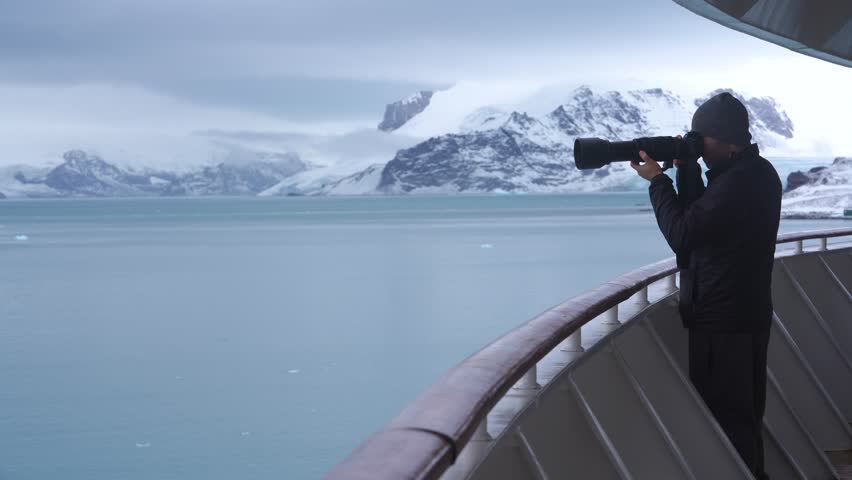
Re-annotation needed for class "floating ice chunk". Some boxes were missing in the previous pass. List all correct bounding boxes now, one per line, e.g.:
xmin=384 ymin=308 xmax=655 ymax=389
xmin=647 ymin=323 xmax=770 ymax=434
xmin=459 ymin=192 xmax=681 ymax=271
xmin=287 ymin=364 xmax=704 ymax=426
xmin=14 ymin=234 xmax=28 ymax=241
xmin=288 ymin=369 xmax=299 ymax=374
xmin=135 ymin=442 xmax=151 ymax=448
xmin=479 ymin=243 xmax=494 ymax=249
xmin=240 ymin=431 xmax=251 ymax=437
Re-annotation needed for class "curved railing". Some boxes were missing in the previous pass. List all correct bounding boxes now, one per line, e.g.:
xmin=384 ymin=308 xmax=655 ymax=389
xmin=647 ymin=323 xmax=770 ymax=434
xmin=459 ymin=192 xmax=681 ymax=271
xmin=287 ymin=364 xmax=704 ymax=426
xmin=325 ymin=227 xmax=852 ymax=480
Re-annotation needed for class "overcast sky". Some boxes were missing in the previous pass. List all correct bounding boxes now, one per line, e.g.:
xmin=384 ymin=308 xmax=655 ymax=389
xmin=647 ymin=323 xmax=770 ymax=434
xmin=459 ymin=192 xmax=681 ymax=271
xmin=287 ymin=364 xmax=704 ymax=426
xmin=2 ymin=0 xmax=851 ymax=163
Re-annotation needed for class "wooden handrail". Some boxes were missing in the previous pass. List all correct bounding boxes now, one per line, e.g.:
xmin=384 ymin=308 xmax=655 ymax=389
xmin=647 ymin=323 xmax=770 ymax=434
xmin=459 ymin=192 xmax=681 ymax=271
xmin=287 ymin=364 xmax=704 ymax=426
xmin=325 ymin=228 xmax=852 ymax=480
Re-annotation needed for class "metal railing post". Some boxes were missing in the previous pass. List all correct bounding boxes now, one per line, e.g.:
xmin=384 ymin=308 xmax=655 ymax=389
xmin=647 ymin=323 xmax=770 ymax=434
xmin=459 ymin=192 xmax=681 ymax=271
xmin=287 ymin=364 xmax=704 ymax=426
xmin=600 ymin=305 xmax=620 ymax=333
xmin=666 ymin=273 xmax=678 ymax=294
xmin=443 ymin=418 xmax=493 ymax=480
xmin=635 ymin=286 xmax=650 ymax=308
xmin=473 ymin=417 xmax=492 ymax=441
xmin=558 ymin=330 xmax=585 ymax=364
xmin=819 ymin=237 xmax=827 ymax=251
xmin=794 ymin=240 xmax=803 ymax=254
xmin=513 ymin=365 xmax=541 ymax=391
xmin=560 ymin=330 xmax=584 ymax=353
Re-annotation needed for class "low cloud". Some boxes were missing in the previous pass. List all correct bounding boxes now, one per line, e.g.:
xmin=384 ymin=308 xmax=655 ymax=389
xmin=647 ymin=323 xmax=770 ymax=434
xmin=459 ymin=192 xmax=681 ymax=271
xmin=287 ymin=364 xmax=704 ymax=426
xmin=2 ymin=0 xmax=852 ymax=166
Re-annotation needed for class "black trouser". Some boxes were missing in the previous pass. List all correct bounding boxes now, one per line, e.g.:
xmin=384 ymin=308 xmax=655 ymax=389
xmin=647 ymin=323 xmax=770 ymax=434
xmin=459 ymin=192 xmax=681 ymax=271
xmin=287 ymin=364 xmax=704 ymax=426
xmin=688 ymin=327 xmax=771 ymax=480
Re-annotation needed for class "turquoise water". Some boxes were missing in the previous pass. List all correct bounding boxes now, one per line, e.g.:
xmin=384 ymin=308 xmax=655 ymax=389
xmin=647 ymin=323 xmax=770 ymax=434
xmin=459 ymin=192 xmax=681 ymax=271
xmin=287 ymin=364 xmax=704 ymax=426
xmin=0 ymin=195 xmax=845 ymax=479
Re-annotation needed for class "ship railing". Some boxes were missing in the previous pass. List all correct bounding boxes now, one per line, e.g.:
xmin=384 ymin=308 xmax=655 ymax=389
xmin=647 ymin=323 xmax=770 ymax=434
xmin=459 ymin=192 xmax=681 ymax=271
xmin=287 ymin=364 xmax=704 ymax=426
xmin=325 ymin=227 xmax=852 ymax=480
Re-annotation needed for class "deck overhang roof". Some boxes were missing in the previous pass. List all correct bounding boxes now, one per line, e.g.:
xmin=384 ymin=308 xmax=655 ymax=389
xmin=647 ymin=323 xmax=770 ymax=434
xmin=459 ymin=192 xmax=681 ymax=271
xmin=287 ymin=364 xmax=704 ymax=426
xmin=673 ymin=0 xmax=852 ymax=68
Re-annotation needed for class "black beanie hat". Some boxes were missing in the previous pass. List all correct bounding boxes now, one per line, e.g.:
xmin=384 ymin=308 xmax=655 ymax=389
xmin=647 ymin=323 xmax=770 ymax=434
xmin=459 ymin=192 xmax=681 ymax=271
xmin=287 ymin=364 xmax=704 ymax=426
xmin=691 ymin=92 xmax=752 ymax=146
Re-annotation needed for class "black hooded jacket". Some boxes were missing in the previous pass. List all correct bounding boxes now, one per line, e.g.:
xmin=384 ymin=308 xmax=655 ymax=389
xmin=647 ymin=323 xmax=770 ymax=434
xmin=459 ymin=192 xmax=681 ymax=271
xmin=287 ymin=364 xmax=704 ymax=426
xmin=648 ymin=144 xmax=782 ymax=332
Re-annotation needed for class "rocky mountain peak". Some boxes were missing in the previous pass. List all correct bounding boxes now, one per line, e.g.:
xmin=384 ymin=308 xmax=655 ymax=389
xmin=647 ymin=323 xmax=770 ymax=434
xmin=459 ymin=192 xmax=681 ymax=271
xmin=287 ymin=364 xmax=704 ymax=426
xmin=629 ymin=88 xmax=683 ymax=107
xmin=377 ymin=90 xmax=434 ymax=132
xmin=548 ymin=86 xmax=651 ymax=140
xmin=782 ymin=157 xmax=851 ymax=218
xmin=61 ymin=150 xmax=120 ymax=174
xmin=502 ymin=111 xmax=540 ymax=132
xmin=45 ymin=150 xmax=148 ymax=195
xmin=695 ymin=88 xmax=794 ymax=139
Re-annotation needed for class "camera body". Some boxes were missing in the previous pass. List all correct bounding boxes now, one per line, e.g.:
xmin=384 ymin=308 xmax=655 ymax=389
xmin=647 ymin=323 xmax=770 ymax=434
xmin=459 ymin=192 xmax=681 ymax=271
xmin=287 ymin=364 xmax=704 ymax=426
xmin=574 ymin=131 xmax=704 ymax=170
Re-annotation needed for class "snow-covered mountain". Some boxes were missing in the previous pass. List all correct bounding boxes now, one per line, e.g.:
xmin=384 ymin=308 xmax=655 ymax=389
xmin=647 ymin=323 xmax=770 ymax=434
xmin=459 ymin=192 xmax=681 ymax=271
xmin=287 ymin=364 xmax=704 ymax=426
xmin=694 ymin=89 xmax=794 ymax=149
xmin=0 ymin=150 xmax=307 ymax=198
xmin=164 ymin=152 xmax=305 ymax=195
xmin=0 ymin=164 xmax=57 ymax=197
xmin=781 ymin=157 xmax=852 ymax=218
xmin=371 ymin=110 xmax=626 ymax=194
xmin=0 ymin=84 xmax=815 ymax=199
xmin=377 ymin=91 xmax=434 ymax=132
xmin=41 ymin=150 xmax=168 ymax=196
xmin=324 ymin=86 xmax=797 ymax=195
xmin=323 ymin=163 xmax=386 ymax=195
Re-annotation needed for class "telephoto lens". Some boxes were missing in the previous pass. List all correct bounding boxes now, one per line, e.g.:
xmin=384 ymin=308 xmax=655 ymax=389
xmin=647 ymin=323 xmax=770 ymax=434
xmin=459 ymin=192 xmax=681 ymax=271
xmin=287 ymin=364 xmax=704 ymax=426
xmin=574 ymin=132 xmax=703 ymax=170
xmin=573 ymin=138 xmax=638 ymax=170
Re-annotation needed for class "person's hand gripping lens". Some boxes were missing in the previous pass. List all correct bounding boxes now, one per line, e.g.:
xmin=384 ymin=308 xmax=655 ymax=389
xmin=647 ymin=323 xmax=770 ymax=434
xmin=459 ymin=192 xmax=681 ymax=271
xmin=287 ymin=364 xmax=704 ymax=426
xmin=631 ymin=134 xmax=684 ymax=181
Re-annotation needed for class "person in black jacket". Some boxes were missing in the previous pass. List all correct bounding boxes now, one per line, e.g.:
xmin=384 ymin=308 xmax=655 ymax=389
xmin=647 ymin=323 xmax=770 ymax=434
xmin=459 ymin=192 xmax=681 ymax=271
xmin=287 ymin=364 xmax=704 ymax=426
xmin=631 ymin=92 xmax=781 ymax=480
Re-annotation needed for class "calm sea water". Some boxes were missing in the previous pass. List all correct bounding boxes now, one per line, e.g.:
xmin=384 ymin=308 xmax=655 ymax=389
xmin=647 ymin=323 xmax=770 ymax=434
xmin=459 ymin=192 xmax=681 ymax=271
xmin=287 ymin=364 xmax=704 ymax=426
xmin=0 ymin=194 xmax=845 ymax=480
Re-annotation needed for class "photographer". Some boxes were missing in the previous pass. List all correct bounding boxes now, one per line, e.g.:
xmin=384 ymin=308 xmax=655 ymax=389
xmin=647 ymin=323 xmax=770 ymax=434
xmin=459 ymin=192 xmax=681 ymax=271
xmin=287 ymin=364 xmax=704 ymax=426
xmin=631 ymin=92 xmax=782 ymax=480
